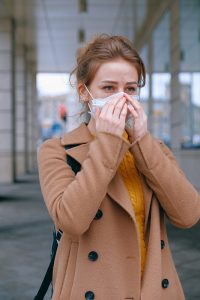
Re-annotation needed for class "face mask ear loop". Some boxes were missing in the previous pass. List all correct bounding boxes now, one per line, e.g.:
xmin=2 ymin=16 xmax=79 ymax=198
xmin=87 ymin=102 xmax=93 ymax=115
xmin=84 ymin=84 xmax=94 ymax=100
xmin=83 ymin=84 xmax=94 ymax=115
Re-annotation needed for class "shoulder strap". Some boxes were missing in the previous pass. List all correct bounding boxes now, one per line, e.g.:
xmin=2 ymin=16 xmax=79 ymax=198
xmin=34 ymin=144 xmax=81 ymax=300
xmin=65 ymin=144 xmax=81 ymax=174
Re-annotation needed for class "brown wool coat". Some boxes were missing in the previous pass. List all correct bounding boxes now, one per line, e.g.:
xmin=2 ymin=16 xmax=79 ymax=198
xmin=38 ymin=123 xmax=200 ymax=300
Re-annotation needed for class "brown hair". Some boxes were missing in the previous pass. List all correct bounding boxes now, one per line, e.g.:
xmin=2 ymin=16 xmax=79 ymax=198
xmin=70 ymin=34 xmax=146 ymax=88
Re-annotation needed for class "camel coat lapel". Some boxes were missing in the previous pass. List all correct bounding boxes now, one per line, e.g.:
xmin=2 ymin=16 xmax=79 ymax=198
xmin=60 ymin=123 xmax=152 ymax=228
xmin=140 ymin=174 xmax=153 ymax=232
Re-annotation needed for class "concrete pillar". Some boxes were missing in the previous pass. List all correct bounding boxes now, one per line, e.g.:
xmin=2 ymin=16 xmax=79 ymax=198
xmin=170 ymin=0 xmax=181 ymax=149
xmin=30 ymin=69 xmax=38 ymax=170
xmin=27 ymin=64 xmax=37 ymax=172
xmin=23 ymin=46 xmax=29 ymax=173
xmin=0 ymin=18 xmax=16 ymax=183
xmin=15 ymin=46 xmax=26 ymax=177
xmin=23 ymin=48 xmax=38 ymax=173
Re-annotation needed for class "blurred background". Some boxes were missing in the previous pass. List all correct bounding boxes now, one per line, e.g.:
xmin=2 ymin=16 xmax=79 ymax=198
xmin=0 ymin=0 xmax=199 ymax=299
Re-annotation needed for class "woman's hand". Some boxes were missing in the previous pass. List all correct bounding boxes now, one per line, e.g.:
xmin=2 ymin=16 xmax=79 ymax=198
xmin=124 ymin=93 xmax=148 ymax=143
xmin=95 ymin=94 xmax=127 ymax=138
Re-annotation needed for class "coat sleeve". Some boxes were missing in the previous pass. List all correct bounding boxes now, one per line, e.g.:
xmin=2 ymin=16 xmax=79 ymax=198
xmin=37 ymin=132 xmax=130 ymax=236
xmin=130 ymin=132 xmax=200 ymax=228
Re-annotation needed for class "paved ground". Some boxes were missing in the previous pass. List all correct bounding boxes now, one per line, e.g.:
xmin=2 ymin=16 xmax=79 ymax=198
xmin=0 ymin=170 xmax=199 ymax=300
xmin=0 ymin=171 xmax=52 ymax=300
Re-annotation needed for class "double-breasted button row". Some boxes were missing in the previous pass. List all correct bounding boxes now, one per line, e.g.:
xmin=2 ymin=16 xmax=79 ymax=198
xmin=85 ymin=210 xmax=102 ymax=299
xmin=86 ymin=251 xmax=97 ymax=298
xmin=161 ymin=240 xmax=169 ymax=288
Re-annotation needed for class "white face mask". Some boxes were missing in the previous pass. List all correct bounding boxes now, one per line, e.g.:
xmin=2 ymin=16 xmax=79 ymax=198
xmin=84 ymin=84 xmax=140 ymax=117
xmin=90 ymin=92 xmax=125 ymax=116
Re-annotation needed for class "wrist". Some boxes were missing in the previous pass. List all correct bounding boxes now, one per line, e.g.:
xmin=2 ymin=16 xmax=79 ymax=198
xmin=129 ymin=130 xmax=148 ymax=144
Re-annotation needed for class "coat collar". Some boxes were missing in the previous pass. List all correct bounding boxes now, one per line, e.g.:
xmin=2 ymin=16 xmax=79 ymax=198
xmin=60 ymin=123 xmax=92 ymax=165
xmin=61 ymin=122 xmax=93 ymax=146
xmin=61 ymin=122 xmax=152 ymax=230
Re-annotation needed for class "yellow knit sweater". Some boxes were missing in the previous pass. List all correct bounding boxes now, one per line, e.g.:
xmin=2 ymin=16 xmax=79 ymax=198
xmin=118 ymin=132 xmax=146 ymax=275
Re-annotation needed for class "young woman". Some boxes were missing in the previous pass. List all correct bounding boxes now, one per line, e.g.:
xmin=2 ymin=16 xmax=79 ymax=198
xmin=38 ymin=34 xmax=200 ymax=300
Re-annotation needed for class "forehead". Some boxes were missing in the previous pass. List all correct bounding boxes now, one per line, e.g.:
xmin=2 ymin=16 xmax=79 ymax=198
xmin=94 ymin=58 xmax=138 ymax=82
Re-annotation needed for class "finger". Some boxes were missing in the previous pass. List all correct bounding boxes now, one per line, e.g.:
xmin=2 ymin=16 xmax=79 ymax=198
xmin=112 ymin=97 xmax=127 ymax=118
xmin=101 ymin=94 xmax=125 ymax=117
xmin=120 ymin=103 xmax=128 ymax=122
xmin=124 ymin=93 xmax=141 ymax=112
xmin=128 ymin=104 xmax=139 ymax=119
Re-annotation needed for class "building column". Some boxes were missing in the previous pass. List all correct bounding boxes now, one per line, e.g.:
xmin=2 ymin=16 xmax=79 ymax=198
xmin=27 ymin=63 xmax=38 ymax=172
xmin=170 ymin=0 xmax=181 ymax=149
xmin=30 ymin=67 xmax=38 ymax=170
xmin=15 ymin=45 xmax=26 ymax=177
xmin=0 ymin=18 xmax=16 ymax=183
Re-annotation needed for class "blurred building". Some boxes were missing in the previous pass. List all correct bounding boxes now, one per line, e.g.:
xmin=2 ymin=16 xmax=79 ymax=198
xmin=0 ymin=0 xmax=199 ymax=190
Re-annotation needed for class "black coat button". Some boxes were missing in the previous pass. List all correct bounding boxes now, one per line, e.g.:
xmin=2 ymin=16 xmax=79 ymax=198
xmin=88 ymin=251 xmax=98 ymax=261
xmin=94 ymin=209 xmax=103 ymax=220
xmin=161 ymin=240 xmax=165 ymax=249
xmin=162 ymin=278 xmax=169 ymax=289
xmin=85 ymin=291 xmax=95 ymax=299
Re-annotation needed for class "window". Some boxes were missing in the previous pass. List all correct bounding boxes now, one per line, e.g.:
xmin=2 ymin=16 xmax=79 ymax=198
xmin=152 ymin=11 xmax=171 ymax=145
xmin=179 ymin=0 xmax=200 ymax=148
xmin=140 ymin=45 xmax=149 ymax=115
xmin=179 ymin=72 xmax=200 ymax=148
xmin=152 ymin=73 xmax=171 ymax=146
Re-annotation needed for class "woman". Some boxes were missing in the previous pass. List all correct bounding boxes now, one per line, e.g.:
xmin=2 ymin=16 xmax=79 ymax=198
xmin=38 ymin=34 xmax=200 ymax=300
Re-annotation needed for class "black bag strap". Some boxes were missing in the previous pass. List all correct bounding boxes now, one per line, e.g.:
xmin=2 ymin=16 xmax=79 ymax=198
xmin=34 ymin=144 xmax=81 ymax=300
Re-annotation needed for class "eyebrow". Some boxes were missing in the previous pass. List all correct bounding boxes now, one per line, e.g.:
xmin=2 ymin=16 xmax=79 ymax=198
xmin=99 ymin=80 xmax=138 ymax=85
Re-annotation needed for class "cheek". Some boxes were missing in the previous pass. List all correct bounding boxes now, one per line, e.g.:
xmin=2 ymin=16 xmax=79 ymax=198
xmin=89 ymin=86 xmax=104 ymax=99
xmin=88 ymin=84 xmax=98 ymax=98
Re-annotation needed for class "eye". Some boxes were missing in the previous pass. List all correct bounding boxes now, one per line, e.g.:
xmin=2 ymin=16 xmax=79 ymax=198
xmin=102 ymin=85 xmax=114 ymax=92
xmin=125 ymin=86 xmax=138 ymax=94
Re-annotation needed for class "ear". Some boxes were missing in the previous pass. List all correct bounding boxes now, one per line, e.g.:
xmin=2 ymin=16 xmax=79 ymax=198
xmin=78 ymin=83 xmax=90 ymax=102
